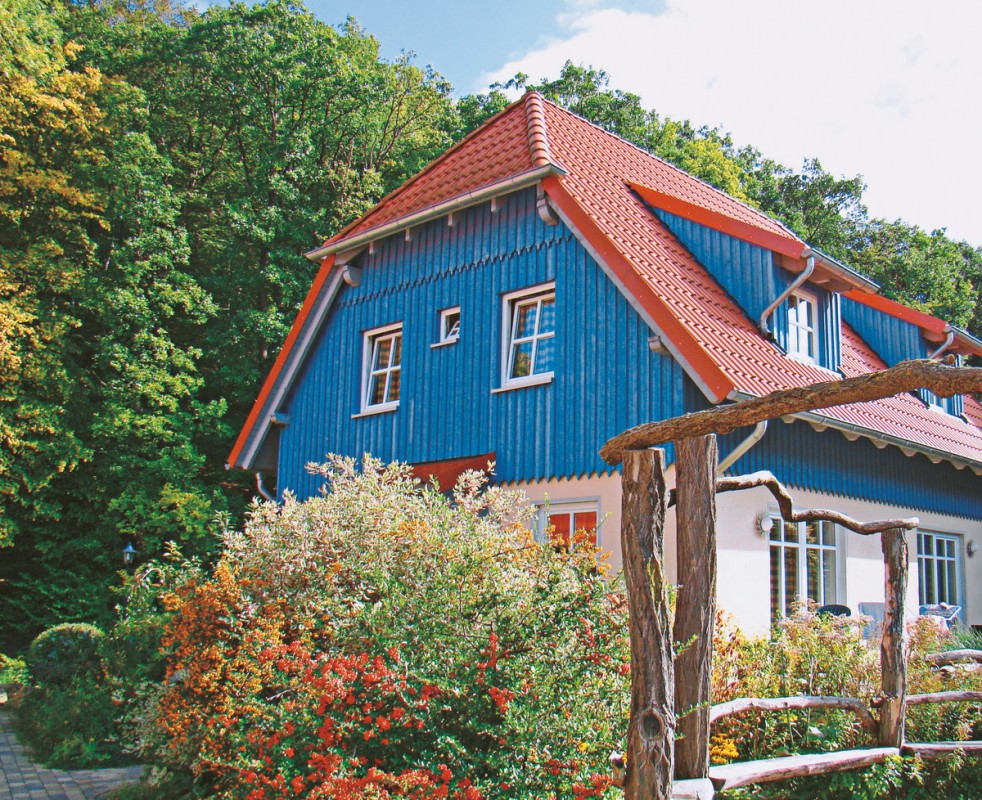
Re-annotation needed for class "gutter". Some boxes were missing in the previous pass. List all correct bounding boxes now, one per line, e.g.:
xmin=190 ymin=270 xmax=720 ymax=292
xmin=929 ymin=330 xmax=956 ymax=360
xmin=304 ymin=164 xmax=566 ymax=263
xmin=807 ymin=246 xmax=880 ymax=293
xmin=759 ymin=251 xmax=815 ymax=337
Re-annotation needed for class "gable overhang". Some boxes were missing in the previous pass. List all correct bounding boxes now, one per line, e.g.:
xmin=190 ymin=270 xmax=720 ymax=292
xmin=844 ymin=290 xmax=982 ymax=358
xmin=228 ymin=254 xmax=342 ymax=471
xmin=304 ymin=164 xmax=565 ymax=263
xmin=542 ymin=175 xmax=736 ymax=404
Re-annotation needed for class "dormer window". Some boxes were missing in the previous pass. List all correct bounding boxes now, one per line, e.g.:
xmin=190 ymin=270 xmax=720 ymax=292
xmin=787 ymin=291 xmax=818 ymax=363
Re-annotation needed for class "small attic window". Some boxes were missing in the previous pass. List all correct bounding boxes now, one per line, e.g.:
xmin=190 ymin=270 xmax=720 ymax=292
xmin=439 ymin=307 xmax=460 ymax=344
xmin=787 ymin=290 xmax=818 ymax=363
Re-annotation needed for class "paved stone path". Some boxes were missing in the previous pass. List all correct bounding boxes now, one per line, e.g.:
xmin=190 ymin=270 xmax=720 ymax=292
xmin=0 ymin=711 xmax=144 ymax=799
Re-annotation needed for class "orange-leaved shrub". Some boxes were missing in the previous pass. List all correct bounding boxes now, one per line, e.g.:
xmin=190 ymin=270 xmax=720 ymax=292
xmin=128 ymin=457 xmax=627 ymax=798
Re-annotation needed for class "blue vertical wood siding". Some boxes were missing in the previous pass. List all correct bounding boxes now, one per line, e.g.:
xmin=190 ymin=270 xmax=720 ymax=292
xmin=684 ymin=376 xmax=980 ymax=519
xmin=653 ymin=209 xmax=842 ymax=371
xmin=277 ymin=188 xmax=688 ymax=499
xmin=728 ymin=416 xmax=982 ymax=519
xmin=842 ymin=296 xmax=929 ymax=366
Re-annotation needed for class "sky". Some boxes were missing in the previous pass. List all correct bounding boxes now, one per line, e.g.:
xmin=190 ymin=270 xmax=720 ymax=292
xmin=308 ymin=0 xmax=982 ymax=247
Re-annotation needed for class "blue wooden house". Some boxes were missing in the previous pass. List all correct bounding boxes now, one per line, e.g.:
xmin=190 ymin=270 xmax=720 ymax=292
xmin=229 ymin=93 xmax=982 ymax=634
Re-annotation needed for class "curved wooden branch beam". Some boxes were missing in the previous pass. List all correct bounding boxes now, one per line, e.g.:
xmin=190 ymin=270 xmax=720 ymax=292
xmin=905 ymin=691 xmax=982 ymax=706
xmin=710 ymin=695 xmax=878 ymax=733
xmin=601 ymin=359 xmax=982 ymax=465
xmin=925 ymin=650 xmax=982 ymax=666
xmin=714 ymin=471 xmax=918 ymax=533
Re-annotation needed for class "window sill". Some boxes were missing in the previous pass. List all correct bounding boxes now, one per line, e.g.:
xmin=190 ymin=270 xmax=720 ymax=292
xmin=492 ymin=373 xmax=554 ymax=394
xmin=430 ymin=338 xmax=459 ymax=349
xmin=352 ymin=403 xmax=399 ymax=419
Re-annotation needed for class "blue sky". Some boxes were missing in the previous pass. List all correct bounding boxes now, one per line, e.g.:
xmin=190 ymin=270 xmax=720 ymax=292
xmin=302 ymin=1 xmax=982 ymax=247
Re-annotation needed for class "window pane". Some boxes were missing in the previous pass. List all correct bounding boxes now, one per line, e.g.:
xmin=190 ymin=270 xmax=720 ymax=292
xmin=822 ymin=522 xmax=835 ymax=547
xmin=510 ymin=341 xmax=533 ymax=378
xmin=539 ymin=297 xmax=556 ymax=333
xmin=770 ymin=545 xmax=781 ymax=625
xmin=784 ymin=520 xmax=798 ymax=543
xmin=807 ymin=548 xmax=819 ymax=601
xmin=573 ymin=511 xmax=598 ymax=546
xmin=387 ymin=367 xmax=401 ymax=402
xmin=548 ymin=513 xmax=571 ymax=548
xmin=784 ymin=547 xmax=797 ymax=614
xmin=823 ymin=551 xmax=837 ymax=605
xmin=806 ymin=521 xmax=819 ymax=545
xmin=514 ymin=302 xmax=538 ymax=338
xmin=369 ymin=373 xmax=386 ymax=406
xmin=391 ymin=334 xmax=402 ymax=366
xmin=535 ymin=335 xmax=555 ymax=373
xmin=373 ymin=338 xmax=391 ymax=371
xmin=946 ymin=560 xmax=957 ymax=604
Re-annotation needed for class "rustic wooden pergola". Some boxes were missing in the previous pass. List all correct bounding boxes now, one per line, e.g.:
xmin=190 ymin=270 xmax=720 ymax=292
xmin=601 ymin=359 xmax=982 ymax=799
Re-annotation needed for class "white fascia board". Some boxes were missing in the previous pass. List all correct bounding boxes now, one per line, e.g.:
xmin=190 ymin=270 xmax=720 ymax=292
xmin=238 ymin=268 xmax=347 ymax=470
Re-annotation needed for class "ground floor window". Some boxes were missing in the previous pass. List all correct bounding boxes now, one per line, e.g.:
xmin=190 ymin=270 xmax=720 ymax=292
xmin=917 ymin=531 xmax=962 ymax=606
xmin=536 ymin=500 xmax=598 ymax=549
xmin=769 ymin=518 xmax=838 ymax=623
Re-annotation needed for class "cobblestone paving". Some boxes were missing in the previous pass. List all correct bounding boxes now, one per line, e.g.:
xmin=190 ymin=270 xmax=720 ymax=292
xmin=0 ymin=711 xmax=144 ymax=799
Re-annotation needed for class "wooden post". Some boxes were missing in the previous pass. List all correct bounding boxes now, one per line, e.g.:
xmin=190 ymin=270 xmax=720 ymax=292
xmin=879 ymin=527 xmax=909 ymax=748
xmin=673 ymin=435 xmax=718 ymax=780
xmin=621 ymin=448 xmax=675 ymax=800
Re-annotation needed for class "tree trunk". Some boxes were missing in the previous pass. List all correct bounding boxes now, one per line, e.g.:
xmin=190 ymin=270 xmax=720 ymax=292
xmin=673 ymin=435 xmax=717 ymax=780
xmin=621 ymin=448 xmax=675 ymax=800
xmin=879 ymin=528 xmax=909 ymax=747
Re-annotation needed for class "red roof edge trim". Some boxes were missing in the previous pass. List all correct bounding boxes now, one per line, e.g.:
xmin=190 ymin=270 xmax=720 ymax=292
xmin=543 ymin=175 xmax=735 ymax=403
xmin=410 ymin=452 xmax=496 ymax=489
xmin=228 ymin=254 xmax=338 ymax=469
xmin=628 ymin=181 xmax=805 ymax=260
xmin=844 ymin=290 xmax=949 ymax=336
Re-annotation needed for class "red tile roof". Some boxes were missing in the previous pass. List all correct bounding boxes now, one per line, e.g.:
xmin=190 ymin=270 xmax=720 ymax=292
xmin=231 ymin=92 xmax=982 ymax=470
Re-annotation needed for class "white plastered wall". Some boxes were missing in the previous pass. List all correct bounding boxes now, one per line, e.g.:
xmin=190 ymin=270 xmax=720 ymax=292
xmin=510 ymin=469 xmax=982 ymax=639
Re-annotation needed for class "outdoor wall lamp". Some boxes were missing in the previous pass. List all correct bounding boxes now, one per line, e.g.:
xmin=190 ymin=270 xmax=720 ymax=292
xmin=968 ymin=540 xmax=977 ymax=558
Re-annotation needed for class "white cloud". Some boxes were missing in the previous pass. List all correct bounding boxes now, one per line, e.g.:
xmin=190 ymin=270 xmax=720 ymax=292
xmin=480 ymin=0 xmax=982 ymax=245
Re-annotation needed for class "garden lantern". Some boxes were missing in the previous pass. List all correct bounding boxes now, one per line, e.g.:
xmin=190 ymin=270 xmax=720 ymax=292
xmin=122 ymin=542 xmax=137 ymax=567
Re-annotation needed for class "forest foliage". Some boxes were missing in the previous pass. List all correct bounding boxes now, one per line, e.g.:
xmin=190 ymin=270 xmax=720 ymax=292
xmin=1 ymin=0 xmax=980 ymax=651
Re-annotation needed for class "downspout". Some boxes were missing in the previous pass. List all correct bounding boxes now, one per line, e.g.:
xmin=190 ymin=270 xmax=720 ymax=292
xmin=255 ymin=471 xmax=275 ymax=502
xmin=717 ymin=420 xmax=768 ymax=475
xmin=759 ymin=250 xmax=816 ymax=337
xmin=929 ymin=329 xmax=955 ymax=359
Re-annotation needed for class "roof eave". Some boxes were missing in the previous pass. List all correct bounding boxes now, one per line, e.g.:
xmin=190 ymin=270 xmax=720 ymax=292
xmin=729 ymin=389 xmax=982 ymax=475
xmin=304 ymin=164 xmax=566 ymax=263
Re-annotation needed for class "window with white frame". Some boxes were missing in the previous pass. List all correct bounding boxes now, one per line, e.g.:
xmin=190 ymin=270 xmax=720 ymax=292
xmin=769 ymin=518 xmax=839 ymax=623
xmin=439 ymin=307 xmax=460 ymax=344
xmin=787 ymin=291 xmax=818 ymax=363
xmin=502 ymin=284 xmax=555 ymax=386
xmin=362 ymin=323 xmax=402 ymax=411
xmin=536 ymin=500 xmax=599 ymax=549
xmin=917 ymin=531 xmax=962 ymax=606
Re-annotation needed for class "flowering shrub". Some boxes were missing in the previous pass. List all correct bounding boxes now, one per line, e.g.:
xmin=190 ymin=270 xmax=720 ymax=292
xmin=133 ymin=457 xmax=627 ymax=797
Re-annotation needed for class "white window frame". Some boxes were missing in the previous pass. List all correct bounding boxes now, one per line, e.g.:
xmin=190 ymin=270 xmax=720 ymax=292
xmin=767 ymin=516 xmax=841 ymax=622
xmin=360 ymin=323 xmax=402 ymax=414
xmin=500 ymin=283 xmax=556 ymax=390
xmin=917 ymin=530 xmax=963 ymax=607
xmin=787 ymin=290 xmax=819 ymax=364
xmin=534 ymin=498 xmax=601 ymax=549
xmin=433 ymin=306 xmax=460 ymax=346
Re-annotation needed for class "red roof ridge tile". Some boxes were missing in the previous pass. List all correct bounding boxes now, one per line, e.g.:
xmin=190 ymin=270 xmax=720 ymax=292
xmin=523 ymin=92 xmax=554 ymax=167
